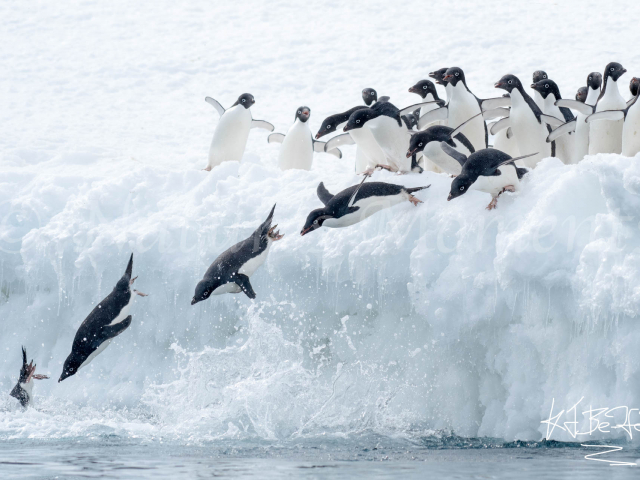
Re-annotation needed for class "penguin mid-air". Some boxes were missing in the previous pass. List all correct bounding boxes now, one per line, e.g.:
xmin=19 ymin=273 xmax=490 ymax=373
xmin=531 ymin=79 xmax=576 ymax=163
xmin=441 ymin=143 xmax=533 ymax=210
xmin=409 ymin=79 xmax=446 ymax=128
xmin=59 ymin=255 xmax=147 ymax=382
xmin=586 ymin=62 xmax=627 ymax=154
xmin=204 ymin=93 xmax=274 ymax=171
xmin=586 ymin=82 xmax=640 ymax=157
xmin=494 ymin=74 xmax=560 ymax=168
xmin=406 ymin=124 xmax=475 ymax=175
xmin=548 ymin=72 xmax=602 ymax=162
xmin=300 ymin=176 xmax=429 ymax=235
xmin=268 ymin=106 xmax=342 ymax=171
xmin=192 ymin=205 xmax=283 ymax=304
xmin=576 ymin=87 xmax=588 ymax=103
xmin=10 ymin=347 xmax=49 ymax=408
xmin=531 ymin=70 xmax=548 ymax=111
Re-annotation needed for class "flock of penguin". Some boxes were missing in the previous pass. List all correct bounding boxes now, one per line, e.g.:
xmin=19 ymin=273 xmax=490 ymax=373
xmin=10 ymin=63 xmax=640 ymax=408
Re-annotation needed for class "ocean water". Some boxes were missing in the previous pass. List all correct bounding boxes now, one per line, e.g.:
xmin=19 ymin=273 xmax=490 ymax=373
xmin=3 ymin=436 xmax=640 ymax=479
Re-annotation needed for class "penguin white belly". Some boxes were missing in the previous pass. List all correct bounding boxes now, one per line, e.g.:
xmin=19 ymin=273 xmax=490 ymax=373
xmin=420 ymin=94 xmax=444 ymax=127
xmin=208 ymin=105 xmax=252 ymax=168
xmin=278 ymin=121 xmax=313 ymax=171
xmin=78 ymin=339 xmax=112 ymax=370
xmin=590 ymin=80 xmax=626 ymax=155
xmin=423 ymin=142 xmax=464 ymax=175
xmin=573 ymin=112 xmax=590 ymax=162
xmin=367 ymin=116 xmax=411 ymax=172
xmin=355 ymin=148 xmax=372 ymax=174
xmin=349 ymin=127 xmax=387 ymax=169
xmin=448 ymin=87 xmax=485 ymax=151
xmin=533 ymin=91 xmax=545 ymax=112
xmin=492 ymin=128 xmax=520 ymax=158
xmin=108 ymin=292 xmax=133 ymax=326
xmin=622 ymin=102 xmax=640 ymax=157
xmin=213 ymin=282 xmax=242 ymax=295
xmin=509 ymin=89 xmax=551 ymax=168
xmin=238 ymin=243 xmax=271 ymax=277
xmin=323 ymin=193 xmax=406 ymax=228
xmin=471 ymin=165 xmax=520 ymax=198
xmin=544 ymin=101 xmax=573 ymax=163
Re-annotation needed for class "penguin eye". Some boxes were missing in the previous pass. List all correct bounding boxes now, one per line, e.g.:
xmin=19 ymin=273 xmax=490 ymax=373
xmin=313 ymin=219 xmax=318 ymax=225
xmin=356 ymin=119 xmax=360 ymax=123
xmin=419 ymin=143 xmax=423 ymax=147
xmin=508 ymin=80 xmax=513 ymax=84
xmin=327 ymin=125 xmax=331 ymax=129
xmin=545 ymin=84 xmax=549 ymax=88
xmin=611 ymin=67 xmax=615 ymax=72
xmin=460 ymin=186 xmax=465 ymax=191
xmin=455 ymin=72 xmax=459 ymax=76
xmin=589 ymin=76 xmax=592 ymax=80
xmin=423 ymin=85 xmax=427 ymax=89
xmin=543 ymin=75 xmax=547 ymax=79
xmin=298 ymin=111 xmax=301 ymax=114
xmin=242 ymin=99 xmax=246 ymax=102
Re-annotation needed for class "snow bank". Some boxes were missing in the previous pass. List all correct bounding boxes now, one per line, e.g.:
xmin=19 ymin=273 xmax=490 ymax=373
xmin=2 ymin=149 xmax=640 ymax=442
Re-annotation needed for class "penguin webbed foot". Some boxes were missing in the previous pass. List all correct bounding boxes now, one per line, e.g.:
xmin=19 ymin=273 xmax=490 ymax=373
xmin=134 ymin=290 xmax=148 ymax=297
xmin=267 ymin=225 xmax=284 ymax=241
xmin=486 ymin=197 xmax=499 ymax=210
xmin=502 ymin=185 xmax=516 ymax=193
xmin=202 ymin=165 xmax=212 ymax=172
xmin=33 ymin=374 xmax=49 ymax=380
xmin=375 ymin=164 xmax=394 ymax=172
xmin=130 ymin=276 xmax=138 ymax=285
xmin=408 ymin=195 xmax=423 ymax=206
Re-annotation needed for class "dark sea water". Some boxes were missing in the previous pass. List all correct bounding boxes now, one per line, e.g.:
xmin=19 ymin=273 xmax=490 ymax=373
xmin=2 ymin=435 xmax=639 ymax=479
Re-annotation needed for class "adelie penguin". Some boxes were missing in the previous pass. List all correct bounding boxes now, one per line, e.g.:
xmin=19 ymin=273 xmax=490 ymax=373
xmin=441 ymin=143 xmax=533 ymax=210
xmin=406 ymin=123 xmax=475 ymax=175
xmin=192 ymin=205 xmax=283 ymax=304
xmin=408 ymin=79 xmax=445 ymax=129
xmin=548 ymin=72 xmax=602 ymax=163
xmin=300 ymin=176 xmax=429 ymax=235
xmin=576 ymin=87 xmax=588 ymax=103
xmin=362 ymin=88 xmax=390 ymax=106
xmin=494 ymin=74 xmax=561 ymax=168
xmin=530 ymin=79 xmax=575 ymax=163
xmin=588 ymin=62 xmax=627 ymax=154
xmin=59 ymin=254 xmax=147 ymax=382
xmin=531 ymin=70 xmax=548 ymax=111
xmin=204 ymin=93 xmax=274 ymax=171
xmin=10 ymin=347 xmax=49 ymax=408
xmin=268 ymin=106 xmax=341 ymax=171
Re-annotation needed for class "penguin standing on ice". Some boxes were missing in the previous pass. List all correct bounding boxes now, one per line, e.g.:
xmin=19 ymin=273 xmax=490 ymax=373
xmin=191 ymin=205 xmax=283 ymax=304
xmin=531 ymin=70 xmax=548 ymax=110
xmin=268 ymin=107 xmax=341 ymax=171
xmin=59 ymin=254 xmax=147 ymax=382
xmin=10 ymin=347 xmax=49 ymax=408
xmin=441 ymin=143 xmax=533 ymax=210
xmin=494 ymin=74 xmax=561 ymax=168
xmin=406 ymin=125 xmax=475 ymax=175
xmin=429 ymin=68 xmax=452 ymax=110
xmin=409 ymin=79 xmax=445 ymax=128
xmin=300 ymin=177 xmax=429 ymax=235
xmin=576 ymin=87 xmax=588 ymax=103
xmin=362 ymin=88 xmax=390 ymax=106
xmin=588 ymin=62 xmax=627 ymax=154
xmin=204 ymin=93 xmax=274 ymax=171
xmin=630 ymin=77 xmax=640 ymax=101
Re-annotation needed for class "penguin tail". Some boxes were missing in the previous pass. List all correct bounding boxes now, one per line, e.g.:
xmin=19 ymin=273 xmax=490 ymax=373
xmin=516 ymin=167 xmax=529 ymax=180
xmin=21 ymin=346 xmax=27 ymax=367
xmin=405 ymin=185 xmax=431 ymax=194
xmin=124 ymin=253 xmax=133 ymax=281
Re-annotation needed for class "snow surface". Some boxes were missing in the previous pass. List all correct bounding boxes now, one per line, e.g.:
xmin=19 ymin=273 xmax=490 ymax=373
xmin=2 ymin=0 xmax=640 ymax=443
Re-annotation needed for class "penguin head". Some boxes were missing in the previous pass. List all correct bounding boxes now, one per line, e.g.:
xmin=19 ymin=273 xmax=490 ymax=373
xmin=575 ymin=86 xmax=588 ymax=103
xmin=409 ymin=79 xmax=437 ymax=99
xmin=59 ymin=353 xmax=82 ymax=382
xmin=495 ymin=74 xmax=521 ymax=93
xmin=429 ymin=68 xmax=449 ymax=86
xmin=448 ymin=175 xmax=473 ymax=201
xmin=233 ymin=93 xmax=255 ymax=109
xmin=604 ymin=62 xmax=626 ymax=82
xmin=191 ymin=279 xmax=216 ymax=305
xmin=407 ymin=130 xmax=437 ymax=157
xmin=630 ymin=77 xmax=640 ymax=98
xmin=443 ymin=67 xmax=465 ymax=87
xmin=532 ymin=70 xmax=548 ymax=83
xmin=362 ymin=88 xmax=378 ymax=106
xmin=530 ymin=79 xmax=561 ymax=100
xmin=300 ymin=209 xmax=331 ymax=236
xmin=295 ymin=106 xmax=310 ymax=123
xmin=316 ymin=114 xmax=341 ymax=139
xmin=343 ymin=109 xmax=375 ymax=132
xmin=587 ymin=72 xmax=602 ymax=91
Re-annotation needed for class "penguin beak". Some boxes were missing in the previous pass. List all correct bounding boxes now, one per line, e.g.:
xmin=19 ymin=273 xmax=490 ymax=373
xmin=191 ymin=298 xmax=198 ymax=305
xmin=406 ymin=148 xmax=417 ymax=158
xmin=343 ymin=125 xmax=352 ymax=132
xmin=315 ymin=133 xmax=322 ymax=139
xmin=447 ymin=193 xmax=453 ymax=201
xmin=443 ymin=74 xmax=453 ymax=81
xmin=408 ymin=87 xmax=418 ymax=94
xmin=300 ymin=227 xmax=312 ymax=236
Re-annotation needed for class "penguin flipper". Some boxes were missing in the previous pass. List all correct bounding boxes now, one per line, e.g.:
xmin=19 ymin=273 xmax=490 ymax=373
xmin=555 ymin=99 xmax=593 ymax=116
xmin=325 ymin=146 xmax=342 ymax=159
xmin=102 ymin=315 xmax=132 ymax=339
xmin=378 ymin=96 xmax=391 ymax=103
xmin=268 ymin=133 xmax=285 ymax=144
xmin=490 ymin=117 xmax=511 ymax=135
xmin=493 ymin=153 xmax=539 ymax=172
xmin=418 ymin=107 xmax=448 ymax=130
xmin=234 ymin=274 xmax=256 ymax=299
xmin=347 ymin=175 xmax=369 ymax=208
xmin=482 ymin=107 xmax=510 ymax=121
xmin=627 ymin=97 xmax=638 ymax=108
xmin=439 ymin=142 xmax=468 ymax=167
xmin=251 ymin=120 xmax=275 ymax=132
xmin=546 ymin=120 xmax=576 ymax=143
xmin=399 ymin=100 xmax=441 ymax=117
xmin=205 ymin=97 xmax=225 ymax=117
xmin=450 ymin=112 xmax=483 ymax=138
xmin=317 ymin=182 xmax=334 ymax=205
xmin=506 ymin=127 xmax=514 ymax=139
xmin=585 ymin=110 xmax=625 ymax=123
xmin=480 ymin=96 xmax=511 ymax=111
xmin=324 ymin=133 xmax=355 ymax=152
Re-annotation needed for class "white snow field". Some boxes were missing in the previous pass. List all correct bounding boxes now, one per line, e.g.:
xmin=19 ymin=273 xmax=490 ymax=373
xmin=2 ymin=0 xmax=640 ymax=444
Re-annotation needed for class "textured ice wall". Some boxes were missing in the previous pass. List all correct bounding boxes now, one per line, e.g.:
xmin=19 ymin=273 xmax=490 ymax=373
xmin=2 ymin=151 xmax=640 ymax=442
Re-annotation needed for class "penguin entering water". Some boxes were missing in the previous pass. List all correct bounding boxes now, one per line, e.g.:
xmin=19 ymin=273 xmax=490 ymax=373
xmin=59 ymin=255 xmax=147 ymax=382
xmin=576 ymin=87 xmax=588 ymax=103
xmin=300 ymin=176 xmax=429 ymax=235
xmin=268 ymin=107 xmax=341 ymax=171
xmin=441 ymin=143 xmax=533 ymax=210
xmin=204 ymin=93 xmax=274 ymax=171
xmin=192 ymin=205 xmax=283 ymax=304
xmin=531 ymin=79 xmax=575 ymax=163
xmin=494 ymin=74 xmax=560 ymax=168
xmin=10 ymin=347 xmax=49 ymax=408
